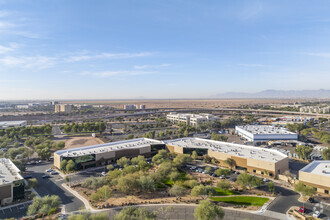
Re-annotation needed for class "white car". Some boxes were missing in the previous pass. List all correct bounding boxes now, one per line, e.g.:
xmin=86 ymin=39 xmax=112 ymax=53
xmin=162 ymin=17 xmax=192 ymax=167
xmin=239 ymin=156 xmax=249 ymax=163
xmin=263 ymin=178 xmax=269 ymax=182
xmin=101 ymin=172 xmax=107 ymax=176
xmin=45 ymin=168 xmax=53 ymax=172
xmin=312 ymin=211 xmax=320 ymax=218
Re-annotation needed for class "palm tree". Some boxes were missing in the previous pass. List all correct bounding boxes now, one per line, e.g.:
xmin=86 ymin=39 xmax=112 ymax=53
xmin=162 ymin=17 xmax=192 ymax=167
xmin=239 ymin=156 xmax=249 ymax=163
xmin=224 ymin=158 xmax=236 ymax=170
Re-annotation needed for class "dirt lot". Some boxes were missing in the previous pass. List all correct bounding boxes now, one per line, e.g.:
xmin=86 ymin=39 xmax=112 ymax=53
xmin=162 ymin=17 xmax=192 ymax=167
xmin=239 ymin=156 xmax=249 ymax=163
xmin=59 ymin=136 xmax=104 ymax=149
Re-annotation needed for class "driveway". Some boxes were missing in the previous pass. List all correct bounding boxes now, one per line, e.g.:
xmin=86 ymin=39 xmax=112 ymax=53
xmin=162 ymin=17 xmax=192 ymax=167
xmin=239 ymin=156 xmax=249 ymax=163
xmin=267 ymin=184 xmax=330 ymax=219
xmin=26 ymin=162 xmax=85 ymax=212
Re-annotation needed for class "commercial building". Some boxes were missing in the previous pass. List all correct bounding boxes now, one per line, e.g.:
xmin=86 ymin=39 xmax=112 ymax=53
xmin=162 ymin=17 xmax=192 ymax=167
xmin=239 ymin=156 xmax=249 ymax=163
xmin=164 ymin=138 xmax=289 ymax=177
xmin=0 ymin=158 xmax=24 ymax=205
xmin=235 ymin=125 xmax=298 ymax=143
xmin=54 ymin=138 xmax=164 ymax=170
xmin=166 ymin=113 xmax=220 ymax=126
xmin=0 ymin=121 xmax=27 ymax=129
xmin=123 ymin=104 xmax=137 ymax=110
xmin=299 ymin=160 xmax=330 ymax=195
xmin=139 ymin=105 xmax=146 ymax=110
xmin=55 ymin=104 xmax=72 ymax=113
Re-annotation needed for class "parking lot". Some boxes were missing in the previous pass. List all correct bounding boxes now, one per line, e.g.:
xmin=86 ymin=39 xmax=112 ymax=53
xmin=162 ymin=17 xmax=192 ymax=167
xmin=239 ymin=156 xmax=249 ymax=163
xmin=0 ymin=201 xmax=31 ymax=219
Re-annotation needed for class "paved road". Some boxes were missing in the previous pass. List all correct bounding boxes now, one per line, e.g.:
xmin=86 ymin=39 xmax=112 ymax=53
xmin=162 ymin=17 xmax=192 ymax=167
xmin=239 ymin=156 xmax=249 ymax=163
xmin=26 ymin=162 xmax=85 ymax=212
xmin=0 ymin=202 xmax=31 ymax=219
xmin=267 ymin=184 xmax=330 ymax=219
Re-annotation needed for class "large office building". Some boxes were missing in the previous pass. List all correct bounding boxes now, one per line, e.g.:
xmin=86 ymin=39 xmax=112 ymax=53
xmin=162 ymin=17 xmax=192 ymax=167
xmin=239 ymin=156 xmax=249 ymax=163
xmin=54 ymin=138 xmax=164 ymax=170
xmin=0 ymin=121 xmax=27 ymax=129
xmin=235 ymin=125 xmax=298 ymax=143
xmin=0 ymin=159 xmax=25 ymax=205
xmin=299 ymin=161 xmax=330 ymax=195
xmin=166 ymin=113 xmax=220 ymax=126
xmin=164 ymin=138 xmax=288 ymax=177
xmin=55 ymin=104 xmax=72 ymax=113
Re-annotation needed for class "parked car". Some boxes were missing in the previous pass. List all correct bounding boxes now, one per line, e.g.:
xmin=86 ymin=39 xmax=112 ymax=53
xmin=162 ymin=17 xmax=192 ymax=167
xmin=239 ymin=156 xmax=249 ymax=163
xmin=23 ymin=175 xmax=33 ymax=179
xmin=219 ymin=175 xmax=225 ymax=179
xmin=101 ymin=172 xmax=107 ymax=176
xmin=45 ymin=168 xmax=53 ymax=172
xmin=307 ymin=197 xmax=315 ymax=203
xmin=298 ymin=206 xmax=306 ymax=213
xmin=50 ymin=171 xmax=58 ymax=175
xmin=263 ymin=178 xmax=269 ymax=182
xmin=42 ymin=174 xmax=51 ymax=179
xmin=312 ymin=211 xmax=320 ymax=218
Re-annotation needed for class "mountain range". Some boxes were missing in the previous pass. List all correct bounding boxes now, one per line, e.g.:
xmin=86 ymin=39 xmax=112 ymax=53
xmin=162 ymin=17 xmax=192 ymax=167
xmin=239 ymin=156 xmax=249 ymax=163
xmin=211 ymin=89 xmax=330 ymax=99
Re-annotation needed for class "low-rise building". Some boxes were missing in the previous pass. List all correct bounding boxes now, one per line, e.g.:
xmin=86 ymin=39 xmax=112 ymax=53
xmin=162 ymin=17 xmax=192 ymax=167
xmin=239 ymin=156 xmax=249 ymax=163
xmin=299 ymin=160 xmax=330 ymax=195
xmin=235 ymin=125 xmax=298 ymax=143
xmin=164 ymin=138 xmax=288 ymax=177
xmin=0 ymin=158 xmax=25 ymax=205
xmin=55 ymin=104 xmax=72 ymax=113
xmin=0 ymin=121 xmax=27 ymax=129
xmin=54 ymin=138 xmax=164 ymax=170
xmin=123 ymin=104 xmax=137 ymax=110
xmin=166 ymin=113 xmax=220 ymax=126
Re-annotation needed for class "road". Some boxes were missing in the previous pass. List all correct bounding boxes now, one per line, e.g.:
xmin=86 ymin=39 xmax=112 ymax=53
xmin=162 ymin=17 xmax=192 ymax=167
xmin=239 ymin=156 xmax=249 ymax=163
xmin=267 ymin=184 xmax=330 ymax=219
xmin=26 ymin=162 xmax=85 ymax=212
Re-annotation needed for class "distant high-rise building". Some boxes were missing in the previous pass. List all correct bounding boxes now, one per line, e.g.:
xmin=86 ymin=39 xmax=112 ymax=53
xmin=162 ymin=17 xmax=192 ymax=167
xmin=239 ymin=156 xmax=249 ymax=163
xmin=139 ymin=105 xmax=146 ymax=109
xmin=123 ymin=104 xmax=137 ymax=110
xmin=51 ymin=101 xmax=59 ymax=105
xmin=55 ymin=104 xmax=72 ymax=113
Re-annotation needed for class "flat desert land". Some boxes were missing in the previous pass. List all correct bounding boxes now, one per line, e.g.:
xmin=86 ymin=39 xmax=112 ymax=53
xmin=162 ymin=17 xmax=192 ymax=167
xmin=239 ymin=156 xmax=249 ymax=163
xmin=61 ymin=136 xmax=104 ymax=149
xmin=61 ymin=98 xmax=314 ymax=109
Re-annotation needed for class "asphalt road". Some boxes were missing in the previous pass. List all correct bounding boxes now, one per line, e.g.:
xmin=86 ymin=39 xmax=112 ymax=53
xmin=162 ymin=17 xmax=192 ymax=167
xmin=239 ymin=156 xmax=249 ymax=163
xmin=0 ymin=202 xmax=31 ymax=219
xmin=267 ymin=184 xmax=330 ymax=219
xmin=26 ymin=162 xmax=85 ymax=213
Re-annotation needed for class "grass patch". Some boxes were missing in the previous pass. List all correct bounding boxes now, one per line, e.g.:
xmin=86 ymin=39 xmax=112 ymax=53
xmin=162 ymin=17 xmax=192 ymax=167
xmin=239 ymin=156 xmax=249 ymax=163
xmin=210 ymin=196 xmax=269 ymax=206
xmin=162 ymin=179 xmax=174 ymax=186
xmin=213 ymin=187 xmax=240 ymax=196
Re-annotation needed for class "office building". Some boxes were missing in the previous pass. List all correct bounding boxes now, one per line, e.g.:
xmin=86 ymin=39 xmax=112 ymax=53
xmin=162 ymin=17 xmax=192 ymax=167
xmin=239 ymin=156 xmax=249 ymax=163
xmin=299 ymin=160 xmax=330 ymax=195
xmin=123 ymin=104 xmax=137 ymax=110
xmin=166 ymin=113 xmax=220 ymax=126
xmin=164 ymin=138 xmax=288 ymax=177
xmin=0 ymin=121 xmax=27 ymax=129
xmin=0 ymin=159 xmax=24 ymax=205
xmin=54 ymin=138 xmax=164 ymax=170
xmin=139 ymin=105 xmax=146 ymax=109
xmin=55 ymin=104 xmax=72 ymax=113
xmin=235 ymin=125 xmax=298 ymax=143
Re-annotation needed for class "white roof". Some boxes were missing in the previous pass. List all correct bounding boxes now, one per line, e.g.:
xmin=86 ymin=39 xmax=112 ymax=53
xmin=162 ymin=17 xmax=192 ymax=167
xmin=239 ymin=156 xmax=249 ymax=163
xmin=0 ymin=121 xmax=26 ymax=127
xmin=164 ymin=138 xmax=287 ymax=162
xmin=55 ymin=138 xmax=163 ymax=157
xmin=300 ymin=160 xmax=330 ymax=177
xmin=0 ymin=158 xmax=23 ymax=185
xmin=236 ymin=125 xmax=296 ymax=135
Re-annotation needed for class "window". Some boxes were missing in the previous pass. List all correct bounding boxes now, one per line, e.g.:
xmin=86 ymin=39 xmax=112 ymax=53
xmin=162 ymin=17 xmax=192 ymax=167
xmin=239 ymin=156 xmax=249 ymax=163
xmin=253 ymin=170 xmax=256 ymax=173
xmin=278 ymin=169 xmax=280 ymax=174
xmin=269 ymin=173 xmax=273 ymax=177
xmin=325 ymin=190 xmax=329 ymax=194
xmin=261 ymin=171 xmax=264 ymax=175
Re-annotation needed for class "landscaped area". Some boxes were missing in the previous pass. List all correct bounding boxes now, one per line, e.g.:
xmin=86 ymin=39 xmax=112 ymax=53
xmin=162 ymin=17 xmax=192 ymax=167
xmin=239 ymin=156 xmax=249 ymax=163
xmin=210 ymin=196 xmax=269 ymax=206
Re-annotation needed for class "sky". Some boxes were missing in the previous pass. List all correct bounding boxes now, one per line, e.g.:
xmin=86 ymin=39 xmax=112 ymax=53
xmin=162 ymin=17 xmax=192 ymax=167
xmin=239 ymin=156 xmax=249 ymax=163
xmin=0 ymin=0 xmax=330 ymax=100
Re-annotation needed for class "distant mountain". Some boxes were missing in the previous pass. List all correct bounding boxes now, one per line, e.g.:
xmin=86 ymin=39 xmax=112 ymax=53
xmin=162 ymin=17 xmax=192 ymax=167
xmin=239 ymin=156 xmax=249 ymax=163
xmin=211 ymin=89 xmax=330 ymax=99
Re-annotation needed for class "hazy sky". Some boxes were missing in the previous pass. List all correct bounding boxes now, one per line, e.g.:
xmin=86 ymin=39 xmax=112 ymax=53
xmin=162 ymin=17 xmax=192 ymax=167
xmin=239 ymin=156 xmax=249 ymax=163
xmin=0 ymin=0 xmax=330 ymax=100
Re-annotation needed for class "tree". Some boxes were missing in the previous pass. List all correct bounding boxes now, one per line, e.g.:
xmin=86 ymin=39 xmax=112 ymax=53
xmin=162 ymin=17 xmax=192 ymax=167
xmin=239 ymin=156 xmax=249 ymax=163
xmin=294 ymin=145 xmax=313 ymax=160
xmin=214 ymin=168 xmax=231 ymax=177
xmin=191 ymin=151 xmax=198 ymax=160
xmin=294 ymin=182 xmax=316 ymax=197
xmin=211 ymin=132 xmax=221 ymax=141
xmin=27 ymin=178 xmax=38 ymax=189
xmin=205 ymin=167 xmax=212 ymax=174
xmin=60 ymin=160 xmax=68 ymax=171
xmin=236 ymin=173 xmax=263 ymax=189
xmin=131 ymin=155 xmax=144 ymax=165
xmin=117 ymin=174 xmax=139 ymax=194
xmin=68 ymin=212 xmax=109 ymax=220
xmin=126 ymin=134 xmax=134 ymax=140
xmin=169 ymin=184 xmax=187 ymax=198
xmin=184 ymin=129 xmax=189 ymax=137
xmin=114 ymin=207 xmax=156 ymax=220
xmin=223 ymin=158 xmax=236 ymax=169
xmin=66 ymin=160 xmax=76 ymax=172
xmin=56 ymin=141 xmax=65 ymax=150
xmin=27 ymin=195 xmax=61 ymax=216
xmin=194 ymin=200 xmax=225 ymax=220
xmin=90 ymin=185 xmax=111 ymax=202
xmin=322 ymin=147 xmax=330 ymax=160
xmin=216 ymin=180 xmax=231 ymax=191
xmin=138 ymin=175 xmax=156 ymax=192
xmin=173 ymin=154 xmax=192 ymax=167
xmin=268 ymin=182 xmax=275 ymax=193
xmin=191 ymin=185 xmax=215 ymax=199
xmin=117 ymin=157 xmax=131 ymax=167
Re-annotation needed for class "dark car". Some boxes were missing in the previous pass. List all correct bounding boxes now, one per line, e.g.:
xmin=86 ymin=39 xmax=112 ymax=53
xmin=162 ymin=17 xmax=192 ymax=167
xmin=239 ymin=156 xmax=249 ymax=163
xmin=23 ymin=175 xmax=33 ymax=179
xmin=307 ymin=198 xmax=315 ymax=203
xmin=42 ymin=174 xmax=51 ymax=179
